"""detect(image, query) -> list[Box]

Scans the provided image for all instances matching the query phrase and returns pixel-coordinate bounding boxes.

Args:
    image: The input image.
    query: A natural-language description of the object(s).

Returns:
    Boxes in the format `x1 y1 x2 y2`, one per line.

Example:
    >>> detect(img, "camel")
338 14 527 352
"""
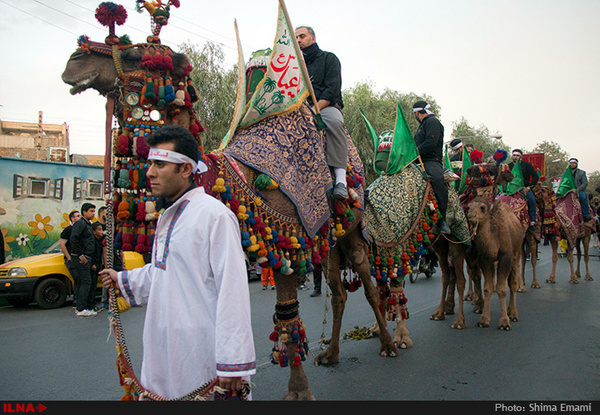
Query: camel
545 190 595 284
496 191 542 291
467 197 524 330
61 18 401 400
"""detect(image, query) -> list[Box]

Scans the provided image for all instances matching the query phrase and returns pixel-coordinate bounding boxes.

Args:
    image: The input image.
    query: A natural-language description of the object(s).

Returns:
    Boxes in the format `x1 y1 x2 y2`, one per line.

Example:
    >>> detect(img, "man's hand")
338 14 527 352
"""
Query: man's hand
100 269 118 288
218 376 242 391
79 255 88 265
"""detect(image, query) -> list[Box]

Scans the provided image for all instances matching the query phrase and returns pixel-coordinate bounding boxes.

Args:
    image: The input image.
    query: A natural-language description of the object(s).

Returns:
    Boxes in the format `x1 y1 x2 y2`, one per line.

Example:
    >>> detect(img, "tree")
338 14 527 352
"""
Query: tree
449 117 508 162
342 81 440 184
531 140 570 181
180 41 238 152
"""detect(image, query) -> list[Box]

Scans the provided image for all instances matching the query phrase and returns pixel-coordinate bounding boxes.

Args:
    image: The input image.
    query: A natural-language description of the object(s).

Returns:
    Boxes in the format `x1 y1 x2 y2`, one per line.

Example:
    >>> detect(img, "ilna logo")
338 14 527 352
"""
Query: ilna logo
2 403 47 413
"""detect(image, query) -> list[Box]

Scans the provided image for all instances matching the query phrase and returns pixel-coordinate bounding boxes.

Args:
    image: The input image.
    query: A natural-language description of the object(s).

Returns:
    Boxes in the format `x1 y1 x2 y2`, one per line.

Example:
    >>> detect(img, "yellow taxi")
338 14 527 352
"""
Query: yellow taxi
0 251 145 309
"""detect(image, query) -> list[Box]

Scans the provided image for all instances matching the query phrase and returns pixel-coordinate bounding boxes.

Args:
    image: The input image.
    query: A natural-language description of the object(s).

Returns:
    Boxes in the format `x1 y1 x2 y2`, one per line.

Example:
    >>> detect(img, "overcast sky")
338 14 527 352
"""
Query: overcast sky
1 0 599 173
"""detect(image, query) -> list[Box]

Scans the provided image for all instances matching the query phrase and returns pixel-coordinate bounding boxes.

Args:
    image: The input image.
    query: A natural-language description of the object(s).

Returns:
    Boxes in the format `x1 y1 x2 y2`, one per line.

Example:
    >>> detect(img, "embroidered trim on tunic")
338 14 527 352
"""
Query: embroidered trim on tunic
121 270 138 306
216 362 257 373
154 200 190 270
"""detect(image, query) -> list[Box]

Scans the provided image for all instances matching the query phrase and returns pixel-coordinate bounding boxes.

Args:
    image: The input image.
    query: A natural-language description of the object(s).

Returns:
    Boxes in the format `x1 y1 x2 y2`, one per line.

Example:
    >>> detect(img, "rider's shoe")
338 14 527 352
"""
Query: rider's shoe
332 183 348 200
433 220 451 235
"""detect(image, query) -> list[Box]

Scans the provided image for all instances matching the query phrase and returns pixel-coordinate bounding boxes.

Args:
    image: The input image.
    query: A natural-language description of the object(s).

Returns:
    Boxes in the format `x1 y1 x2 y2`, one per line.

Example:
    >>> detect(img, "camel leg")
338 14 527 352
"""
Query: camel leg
518 241 527 293
444 268 456 315
430 240 450 321
347 233 397 357
390 282 412 349
567 245 579 284
476 263 495 328
315 245 345 366
508 254 520 322
450 255 467 330
546 239 558 283
467 257 484 314
528 234 540 288
273 272 315 401
582 235 593 281
495 257 512 331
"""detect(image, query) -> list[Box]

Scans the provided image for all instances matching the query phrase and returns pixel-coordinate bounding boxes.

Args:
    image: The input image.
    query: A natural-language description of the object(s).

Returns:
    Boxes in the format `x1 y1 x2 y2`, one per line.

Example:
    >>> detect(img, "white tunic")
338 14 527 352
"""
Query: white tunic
117 186 256 399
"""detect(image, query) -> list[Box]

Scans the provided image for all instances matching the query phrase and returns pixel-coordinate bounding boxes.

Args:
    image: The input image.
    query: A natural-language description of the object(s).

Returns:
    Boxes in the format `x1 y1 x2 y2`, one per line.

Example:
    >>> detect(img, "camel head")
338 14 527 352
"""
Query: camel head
467 196 492 236
62 43 119 96
62 42 191 97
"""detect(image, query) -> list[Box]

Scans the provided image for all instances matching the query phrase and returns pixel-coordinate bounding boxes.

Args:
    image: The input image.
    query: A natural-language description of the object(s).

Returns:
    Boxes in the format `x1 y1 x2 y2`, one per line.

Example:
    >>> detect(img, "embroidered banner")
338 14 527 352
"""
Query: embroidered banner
237 3 309 129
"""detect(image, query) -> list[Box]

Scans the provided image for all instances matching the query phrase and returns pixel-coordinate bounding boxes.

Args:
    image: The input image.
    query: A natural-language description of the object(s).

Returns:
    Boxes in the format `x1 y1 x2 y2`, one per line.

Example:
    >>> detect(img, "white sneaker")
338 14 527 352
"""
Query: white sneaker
76 309 97 318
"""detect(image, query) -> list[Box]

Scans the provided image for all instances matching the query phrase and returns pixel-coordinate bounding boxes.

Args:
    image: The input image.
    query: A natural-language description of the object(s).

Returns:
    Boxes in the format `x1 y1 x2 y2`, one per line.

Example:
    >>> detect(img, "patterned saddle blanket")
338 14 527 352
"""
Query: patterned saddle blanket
223 105 364 237
365 164 470 247
555 190 585 246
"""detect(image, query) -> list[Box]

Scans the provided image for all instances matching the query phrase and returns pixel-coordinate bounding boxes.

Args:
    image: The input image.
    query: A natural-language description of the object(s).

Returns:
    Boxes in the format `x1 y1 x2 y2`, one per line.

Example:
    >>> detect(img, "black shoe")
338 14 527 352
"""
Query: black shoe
332 183 348 200
310 290 321 297
433 220 451 235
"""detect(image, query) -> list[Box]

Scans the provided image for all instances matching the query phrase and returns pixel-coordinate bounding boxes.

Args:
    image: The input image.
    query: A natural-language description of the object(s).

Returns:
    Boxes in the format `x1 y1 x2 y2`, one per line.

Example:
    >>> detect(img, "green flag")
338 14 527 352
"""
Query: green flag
360 103 419 175
556 166 577 198
504 160 524 195
458 147 472 193
444 144 452 171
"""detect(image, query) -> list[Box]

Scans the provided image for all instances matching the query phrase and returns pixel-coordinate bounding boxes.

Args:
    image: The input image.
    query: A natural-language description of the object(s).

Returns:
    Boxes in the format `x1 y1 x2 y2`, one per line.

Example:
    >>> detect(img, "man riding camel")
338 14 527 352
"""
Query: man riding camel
295 25 349 200
569 157 592 223
412 100 451 235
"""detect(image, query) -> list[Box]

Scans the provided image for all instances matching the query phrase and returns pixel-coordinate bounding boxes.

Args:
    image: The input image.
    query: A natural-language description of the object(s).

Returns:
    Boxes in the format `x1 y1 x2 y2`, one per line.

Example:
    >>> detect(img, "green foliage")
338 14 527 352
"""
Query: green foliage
450 117 508 161
531 140 570 181
180 41 239 152
342 81 439 185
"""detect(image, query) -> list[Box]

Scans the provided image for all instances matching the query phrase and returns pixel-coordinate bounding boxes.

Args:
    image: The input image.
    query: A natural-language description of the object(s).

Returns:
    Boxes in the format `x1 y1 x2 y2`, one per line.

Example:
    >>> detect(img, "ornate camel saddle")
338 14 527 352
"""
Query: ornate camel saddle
223 104 364 238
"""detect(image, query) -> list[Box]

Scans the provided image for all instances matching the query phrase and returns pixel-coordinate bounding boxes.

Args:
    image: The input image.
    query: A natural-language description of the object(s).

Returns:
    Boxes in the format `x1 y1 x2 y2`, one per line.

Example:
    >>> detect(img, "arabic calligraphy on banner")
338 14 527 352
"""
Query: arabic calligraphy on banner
238 4 309 129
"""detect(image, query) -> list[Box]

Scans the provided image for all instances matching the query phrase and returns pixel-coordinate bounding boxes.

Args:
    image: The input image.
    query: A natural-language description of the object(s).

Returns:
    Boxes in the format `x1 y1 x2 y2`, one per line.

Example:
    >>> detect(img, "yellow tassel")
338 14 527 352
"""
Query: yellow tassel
117 296 131 313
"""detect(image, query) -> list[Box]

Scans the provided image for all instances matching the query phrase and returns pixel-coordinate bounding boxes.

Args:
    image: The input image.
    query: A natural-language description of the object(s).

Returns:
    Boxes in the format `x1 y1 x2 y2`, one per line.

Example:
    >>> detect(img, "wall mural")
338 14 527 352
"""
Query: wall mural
0 157 104 262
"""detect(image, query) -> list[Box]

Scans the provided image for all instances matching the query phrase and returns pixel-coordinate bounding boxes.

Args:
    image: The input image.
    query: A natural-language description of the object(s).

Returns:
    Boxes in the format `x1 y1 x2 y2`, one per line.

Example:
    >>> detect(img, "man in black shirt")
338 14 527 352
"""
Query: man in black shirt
295 26 349 200
60 210 81 306
413 100 450 235
70 203 97 317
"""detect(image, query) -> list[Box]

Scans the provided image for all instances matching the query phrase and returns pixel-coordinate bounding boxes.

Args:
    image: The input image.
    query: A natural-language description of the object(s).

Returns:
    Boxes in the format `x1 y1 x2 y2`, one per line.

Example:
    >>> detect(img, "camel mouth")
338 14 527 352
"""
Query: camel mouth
65 71 99 95
468 219 478 237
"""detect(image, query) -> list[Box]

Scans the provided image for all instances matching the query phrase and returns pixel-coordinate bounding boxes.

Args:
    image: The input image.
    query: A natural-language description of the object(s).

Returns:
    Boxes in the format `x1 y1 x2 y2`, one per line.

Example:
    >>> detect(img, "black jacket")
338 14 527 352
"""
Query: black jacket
70 218 94 256
414 114 444 163
302 43 344 109
508 160 539 188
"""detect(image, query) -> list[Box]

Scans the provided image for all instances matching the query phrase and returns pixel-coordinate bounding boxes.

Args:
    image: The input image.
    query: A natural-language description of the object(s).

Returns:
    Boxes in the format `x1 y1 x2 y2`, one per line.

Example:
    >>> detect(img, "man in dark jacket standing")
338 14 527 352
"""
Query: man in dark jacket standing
413 100 450 235
295 26 349 200
70 202 97 317
508 149 539 228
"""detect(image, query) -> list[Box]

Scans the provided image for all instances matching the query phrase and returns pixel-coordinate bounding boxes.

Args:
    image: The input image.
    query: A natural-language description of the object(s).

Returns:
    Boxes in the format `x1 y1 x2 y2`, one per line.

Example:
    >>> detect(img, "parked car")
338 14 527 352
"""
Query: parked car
0 251 145 309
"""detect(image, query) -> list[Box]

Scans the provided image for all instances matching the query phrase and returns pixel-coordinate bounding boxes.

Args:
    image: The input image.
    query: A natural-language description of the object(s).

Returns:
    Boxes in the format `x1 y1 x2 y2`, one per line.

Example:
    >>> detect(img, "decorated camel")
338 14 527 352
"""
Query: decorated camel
546 188 595 284
467 196 523 330
62 0 399 401
358 109 473 336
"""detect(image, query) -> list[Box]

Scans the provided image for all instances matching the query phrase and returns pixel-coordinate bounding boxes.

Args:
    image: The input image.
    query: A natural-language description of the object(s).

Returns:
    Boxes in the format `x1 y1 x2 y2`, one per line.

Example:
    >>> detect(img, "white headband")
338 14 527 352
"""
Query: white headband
452 143 463 151
148 148 208 174
413 104 434 115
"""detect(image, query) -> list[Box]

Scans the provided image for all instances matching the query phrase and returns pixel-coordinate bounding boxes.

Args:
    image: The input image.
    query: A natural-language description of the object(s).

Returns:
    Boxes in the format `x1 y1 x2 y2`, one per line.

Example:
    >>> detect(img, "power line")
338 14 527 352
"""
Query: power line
0 0 79 37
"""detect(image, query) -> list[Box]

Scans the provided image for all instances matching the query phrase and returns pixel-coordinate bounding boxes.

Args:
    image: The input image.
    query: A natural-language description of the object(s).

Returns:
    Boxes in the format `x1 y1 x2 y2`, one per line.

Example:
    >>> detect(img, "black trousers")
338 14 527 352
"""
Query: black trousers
423 160 448 217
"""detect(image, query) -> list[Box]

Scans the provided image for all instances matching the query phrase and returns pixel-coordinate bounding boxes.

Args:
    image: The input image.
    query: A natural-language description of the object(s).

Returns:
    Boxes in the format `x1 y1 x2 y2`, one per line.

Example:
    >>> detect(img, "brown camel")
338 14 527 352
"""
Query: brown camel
467 197 523 330
545 191 595 284
62 34 401 399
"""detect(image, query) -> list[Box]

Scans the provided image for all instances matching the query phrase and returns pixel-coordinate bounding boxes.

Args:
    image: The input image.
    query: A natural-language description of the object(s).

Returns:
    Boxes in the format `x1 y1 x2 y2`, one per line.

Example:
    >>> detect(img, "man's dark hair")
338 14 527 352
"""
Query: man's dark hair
296 25 315 37
92 221 103 231
81 203 96 213
412 100 429 115
68 210 79 221
146 125 199 164
98 206 106 214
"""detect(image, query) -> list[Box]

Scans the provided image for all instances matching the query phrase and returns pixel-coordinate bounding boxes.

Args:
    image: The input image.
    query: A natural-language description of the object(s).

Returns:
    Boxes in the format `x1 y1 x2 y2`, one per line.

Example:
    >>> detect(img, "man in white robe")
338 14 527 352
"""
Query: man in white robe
102 125 255 399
